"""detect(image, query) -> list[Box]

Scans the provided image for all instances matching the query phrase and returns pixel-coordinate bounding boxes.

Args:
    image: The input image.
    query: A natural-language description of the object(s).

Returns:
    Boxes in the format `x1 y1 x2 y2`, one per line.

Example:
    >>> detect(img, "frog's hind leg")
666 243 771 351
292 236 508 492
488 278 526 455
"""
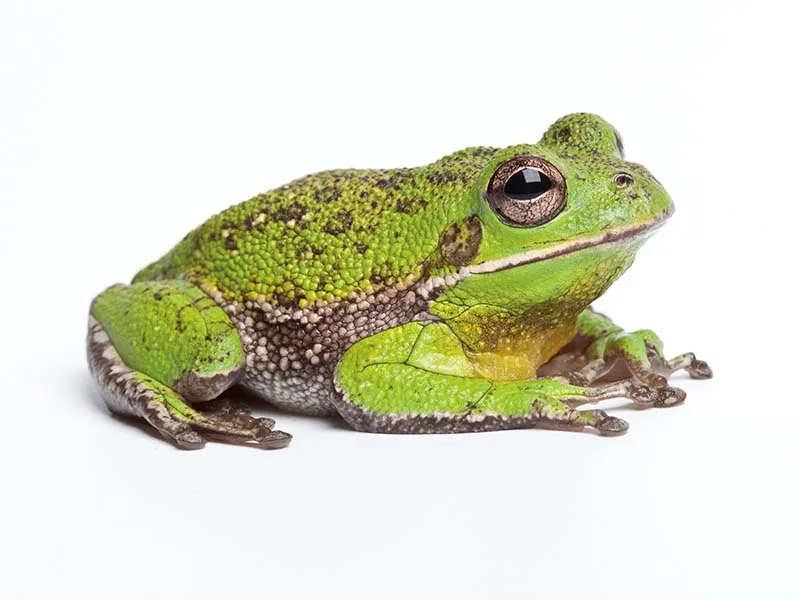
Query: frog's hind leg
87 281 291 449
334 322 632 436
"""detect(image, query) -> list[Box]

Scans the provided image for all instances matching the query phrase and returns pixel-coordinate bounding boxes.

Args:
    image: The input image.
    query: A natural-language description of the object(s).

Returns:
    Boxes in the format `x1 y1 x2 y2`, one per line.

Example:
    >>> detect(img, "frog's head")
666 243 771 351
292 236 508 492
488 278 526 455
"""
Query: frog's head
432 113 673 317
471 112 673 272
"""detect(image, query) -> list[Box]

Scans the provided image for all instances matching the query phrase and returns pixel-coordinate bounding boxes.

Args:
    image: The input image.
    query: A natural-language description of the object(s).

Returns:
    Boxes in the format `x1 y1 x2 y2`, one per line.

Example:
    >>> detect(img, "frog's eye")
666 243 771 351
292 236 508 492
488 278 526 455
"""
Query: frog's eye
486 156 566 227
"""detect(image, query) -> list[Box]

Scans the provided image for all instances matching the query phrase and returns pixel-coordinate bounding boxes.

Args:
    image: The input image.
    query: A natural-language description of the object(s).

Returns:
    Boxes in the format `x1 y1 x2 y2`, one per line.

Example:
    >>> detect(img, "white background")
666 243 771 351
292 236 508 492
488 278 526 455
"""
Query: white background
2 1 798 598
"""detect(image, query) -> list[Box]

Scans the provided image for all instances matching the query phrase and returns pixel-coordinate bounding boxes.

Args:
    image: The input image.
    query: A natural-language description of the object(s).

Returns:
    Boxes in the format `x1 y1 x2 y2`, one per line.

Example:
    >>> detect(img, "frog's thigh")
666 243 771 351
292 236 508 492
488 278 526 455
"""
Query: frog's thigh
333 322 628 435
87 281 290 449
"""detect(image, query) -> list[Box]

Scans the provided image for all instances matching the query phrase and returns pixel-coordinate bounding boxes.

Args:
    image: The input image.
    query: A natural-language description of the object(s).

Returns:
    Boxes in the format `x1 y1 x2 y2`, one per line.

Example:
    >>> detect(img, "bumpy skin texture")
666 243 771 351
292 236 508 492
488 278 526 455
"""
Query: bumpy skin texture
91 280 244 401
87 113 711 449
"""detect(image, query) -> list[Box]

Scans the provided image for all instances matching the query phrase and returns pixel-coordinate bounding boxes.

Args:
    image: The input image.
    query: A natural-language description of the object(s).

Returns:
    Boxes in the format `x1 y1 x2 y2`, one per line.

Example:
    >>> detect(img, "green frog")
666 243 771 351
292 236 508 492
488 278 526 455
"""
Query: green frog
87 113 712 449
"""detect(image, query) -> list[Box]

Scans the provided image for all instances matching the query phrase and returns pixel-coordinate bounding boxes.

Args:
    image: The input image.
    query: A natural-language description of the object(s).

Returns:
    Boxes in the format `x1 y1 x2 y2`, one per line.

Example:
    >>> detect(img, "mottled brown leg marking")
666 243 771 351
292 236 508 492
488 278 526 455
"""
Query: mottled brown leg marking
87 316 292 450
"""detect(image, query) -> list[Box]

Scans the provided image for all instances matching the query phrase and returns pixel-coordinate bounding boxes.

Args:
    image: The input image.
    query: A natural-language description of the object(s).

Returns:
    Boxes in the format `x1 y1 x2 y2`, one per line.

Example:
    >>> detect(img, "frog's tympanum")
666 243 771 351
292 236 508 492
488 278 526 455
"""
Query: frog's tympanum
87 114 712 449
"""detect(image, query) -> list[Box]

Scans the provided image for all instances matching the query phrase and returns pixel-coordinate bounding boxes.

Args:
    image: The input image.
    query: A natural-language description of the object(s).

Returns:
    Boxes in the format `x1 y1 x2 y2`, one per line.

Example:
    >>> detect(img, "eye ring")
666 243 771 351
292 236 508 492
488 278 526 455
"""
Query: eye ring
486 156 567 227
613 172 634 187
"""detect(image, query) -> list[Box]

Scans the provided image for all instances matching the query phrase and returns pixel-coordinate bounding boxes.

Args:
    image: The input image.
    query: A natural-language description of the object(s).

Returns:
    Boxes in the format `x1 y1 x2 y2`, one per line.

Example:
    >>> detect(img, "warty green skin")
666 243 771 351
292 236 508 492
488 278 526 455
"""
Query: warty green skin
87 113 712 449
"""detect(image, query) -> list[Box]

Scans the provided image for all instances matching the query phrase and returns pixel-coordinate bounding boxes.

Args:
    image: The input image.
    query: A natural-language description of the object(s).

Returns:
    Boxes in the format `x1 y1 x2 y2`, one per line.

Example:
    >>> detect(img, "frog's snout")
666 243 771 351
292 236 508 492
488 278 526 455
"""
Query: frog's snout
649 179 675 222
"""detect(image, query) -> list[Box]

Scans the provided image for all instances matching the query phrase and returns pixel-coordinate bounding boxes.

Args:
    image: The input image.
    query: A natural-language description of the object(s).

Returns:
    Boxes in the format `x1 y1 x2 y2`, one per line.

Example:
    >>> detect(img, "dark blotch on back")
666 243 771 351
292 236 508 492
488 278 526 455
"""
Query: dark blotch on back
324 210 354 235
270 202 308 224
427 172 462 185
314 186 342 203
395 196 429 215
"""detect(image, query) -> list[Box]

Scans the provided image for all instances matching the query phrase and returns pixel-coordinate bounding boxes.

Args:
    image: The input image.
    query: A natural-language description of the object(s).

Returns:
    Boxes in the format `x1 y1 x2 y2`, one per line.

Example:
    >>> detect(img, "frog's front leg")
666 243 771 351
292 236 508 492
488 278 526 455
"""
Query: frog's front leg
333 322 653 435
87 280 291 449
561 309 713 406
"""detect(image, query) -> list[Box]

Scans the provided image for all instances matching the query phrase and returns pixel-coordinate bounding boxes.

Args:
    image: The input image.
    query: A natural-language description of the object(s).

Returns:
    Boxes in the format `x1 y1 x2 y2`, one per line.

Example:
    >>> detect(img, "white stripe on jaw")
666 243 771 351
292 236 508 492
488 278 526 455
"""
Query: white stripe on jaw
465 215 669 276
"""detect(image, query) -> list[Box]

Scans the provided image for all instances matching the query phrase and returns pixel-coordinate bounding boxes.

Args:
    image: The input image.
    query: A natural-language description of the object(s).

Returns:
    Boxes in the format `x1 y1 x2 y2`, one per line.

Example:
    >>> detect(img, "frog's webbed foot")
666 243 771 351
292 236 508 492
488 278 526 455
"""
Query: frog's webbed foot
117 379 291 450
112 376 291 450
562 355 685 408
551 313 713 409
182 397 292 449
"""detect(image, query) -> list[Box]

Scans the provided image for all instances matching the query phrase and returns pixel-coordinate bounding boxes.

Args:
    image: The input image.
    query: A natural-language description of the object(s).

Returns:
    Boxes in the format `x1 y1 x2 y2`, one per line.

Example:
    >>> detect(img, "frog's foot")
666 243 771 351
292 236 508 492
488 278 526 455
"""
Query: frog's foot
665 352 714 380
88 318 292 450
531 399 629 436
574 329 712 408
135 387 289 450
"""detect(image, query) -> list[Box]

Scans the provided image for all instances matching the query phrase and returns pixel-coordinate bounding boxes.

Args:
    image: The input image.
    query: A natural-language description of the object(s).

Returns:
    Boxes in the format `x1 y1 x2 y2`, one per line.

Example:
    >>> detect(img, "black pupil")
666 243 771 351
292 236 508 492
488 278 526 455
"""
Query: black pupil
504 168 551 200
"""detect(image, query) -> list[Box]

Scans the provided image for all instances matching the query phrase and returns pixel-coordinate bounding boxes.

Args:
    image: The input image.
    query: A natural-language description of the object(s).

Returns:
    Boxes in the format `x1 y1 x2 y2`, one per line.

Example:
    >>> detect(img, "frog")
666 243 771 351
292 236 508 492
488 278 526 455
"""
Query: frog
86 113 712 449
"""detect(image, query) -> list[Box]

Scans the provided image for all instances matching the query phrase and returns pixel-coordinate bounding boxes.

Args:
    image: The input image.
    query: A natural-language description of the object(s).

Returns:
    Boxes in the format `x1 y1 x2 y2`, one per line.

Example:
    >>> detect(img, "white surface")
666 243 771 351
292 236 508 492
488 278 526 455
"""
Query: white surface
2 1 798 598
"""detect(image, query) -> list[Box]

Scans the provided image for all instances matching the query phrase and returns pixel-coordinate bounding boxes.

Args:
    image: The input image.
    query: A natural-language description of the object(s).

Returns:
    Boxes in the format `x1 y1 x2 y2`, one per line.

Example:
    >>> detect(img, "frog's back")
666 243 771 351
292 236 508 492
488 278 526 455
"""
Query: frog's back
134 152 496 306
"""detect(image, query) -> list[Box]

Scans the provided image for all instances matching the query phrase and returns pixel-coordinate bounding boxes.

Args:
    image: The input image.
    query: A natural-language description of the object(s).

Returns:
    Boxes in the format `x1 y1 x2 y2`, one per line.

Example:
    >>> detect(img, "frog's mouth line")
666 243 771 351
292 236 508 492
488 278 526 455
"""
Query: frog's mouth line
467 211 671 276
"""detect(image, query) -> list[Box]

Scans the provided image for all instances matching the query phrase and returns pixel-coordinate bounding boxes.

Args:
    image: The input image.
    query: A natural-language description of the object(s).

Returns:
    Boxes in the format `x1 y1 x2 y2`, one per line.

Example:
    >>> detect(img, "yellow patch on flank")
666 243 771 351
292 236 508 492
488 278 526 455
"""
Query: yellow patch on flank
465 321 577 381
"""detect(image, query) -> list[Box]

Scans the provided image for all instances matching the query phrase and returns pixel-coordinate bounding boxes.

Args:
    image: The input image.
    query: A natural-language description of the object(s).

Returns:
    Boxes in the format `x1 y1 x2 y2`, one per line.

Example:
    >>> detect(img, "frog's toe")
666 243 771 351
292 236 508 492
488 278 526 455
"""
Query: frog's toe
174 429 207 450
627 361 669 389
654 386 687 408
667 352 713 379
233 410 276 432
255 430 293 449
578 409 629 436
628 381 660 406
595 414 629 436
687 358 713 379
202 398 278 434
582 378 684 411
188 408 292 449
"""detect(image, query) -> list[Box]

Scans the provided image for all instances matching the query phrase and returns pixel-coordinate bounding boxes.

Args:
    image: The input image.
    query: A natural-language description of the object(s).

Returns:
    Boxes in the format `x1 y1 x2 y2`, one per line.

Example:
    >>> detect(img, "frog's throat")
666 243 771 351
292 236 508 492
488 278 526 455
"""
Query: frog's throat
466 212 670 276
